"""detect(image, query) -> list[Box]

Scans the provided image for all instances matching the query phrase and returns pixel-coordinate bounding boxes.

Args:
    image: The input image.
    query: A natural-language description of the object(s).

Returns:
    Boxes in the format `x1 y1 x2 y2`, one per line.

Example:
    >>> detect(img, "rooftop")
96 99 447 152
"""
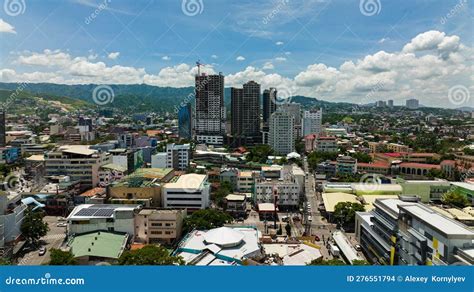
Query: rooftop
68 204 140 219
321 192 359 213
69 231 128 259
165 173 207 189
100 163 127 172
58 145 97 156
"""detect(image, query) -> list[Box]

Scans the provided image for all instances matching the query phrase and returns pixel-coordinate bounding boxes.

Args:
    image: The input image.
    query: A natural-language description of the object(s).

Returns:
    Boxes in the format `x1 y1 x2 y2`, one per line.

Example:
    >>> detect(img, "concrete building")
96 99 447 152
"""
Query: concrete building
178 103 192 140
336 156 357 175
0 111 5 147
162 174 210 211
151 152 167 168
135 209 186 244
108 168 175 207
195 73 226 145
254 175 300 211
224 194 247 218
302 109 322 136
262 88 277 129
166 143 191 170
67 204 141 237
355 197 474 265
279 103 302 138
315 136 337 153
45 145 112 190
406 98 419 109
231 81 261 146
68 231 128 265
98 163 127 187
237 171 256 193
268 110 295 155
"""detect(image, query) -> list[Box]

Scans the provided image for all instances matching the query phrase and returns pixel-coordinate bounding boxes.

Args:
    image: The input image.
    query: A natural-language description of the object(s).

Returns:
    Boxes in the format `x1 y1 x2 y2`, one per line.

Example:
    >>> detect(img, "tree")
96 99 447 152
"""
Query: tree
21 210 49 247
246 144 274 163
49 249 76 265
308 258 345 265
333 202 365 230
118 245 184 265
0 258 10 265
212 181 233 207
183 209 233 233
285 223 292 236
442 190 469 208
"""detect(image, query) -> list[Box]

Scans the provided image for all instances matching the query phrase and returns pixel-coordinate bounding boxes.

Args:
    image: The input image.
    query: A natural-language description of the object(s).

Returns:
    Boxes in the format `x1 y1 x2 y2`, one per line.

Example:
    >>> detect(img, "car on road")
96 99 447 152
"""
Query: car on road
314 235 320 241
56 222 67 227
308 216 313 222
39 247 46 256
355 244 362 251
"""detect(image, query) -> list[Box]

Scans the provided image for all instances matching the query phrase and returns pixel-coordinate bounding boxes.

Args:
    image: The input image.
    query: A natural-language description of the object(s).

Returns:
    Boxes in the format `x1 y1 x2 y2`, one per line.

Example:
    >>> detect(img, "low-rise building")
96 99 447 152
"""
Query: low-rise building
135 209 186 244
162 174 210 211
224 194 247 218
336 156 357 175
254 176 300 211
98 163 127 187
315 136 337 153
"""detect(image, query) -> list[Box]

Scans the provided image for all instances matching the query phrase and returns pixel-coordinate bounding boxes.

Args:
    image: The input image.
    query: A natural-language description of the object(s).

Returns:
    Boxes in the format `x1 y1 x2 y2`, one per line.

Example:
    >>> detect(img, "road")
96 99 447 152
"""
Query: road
301 157 337 260
18 216 67 266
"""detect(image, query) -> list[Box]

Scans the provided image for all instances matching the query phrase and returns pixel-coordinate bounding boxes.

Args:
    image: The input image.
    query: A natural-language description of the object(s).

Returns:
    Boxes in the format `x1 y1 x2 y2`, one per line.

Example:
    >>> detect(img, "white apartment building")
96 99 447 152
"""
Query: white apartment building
166 143 191 170
67 204 140 237
0 193 27 254
135 209 186 244
151 152 167 168
45 145 112 189
162 174 210 210
315 136 338 152
268 110 295 155
254 176 300 211
302 109 322 136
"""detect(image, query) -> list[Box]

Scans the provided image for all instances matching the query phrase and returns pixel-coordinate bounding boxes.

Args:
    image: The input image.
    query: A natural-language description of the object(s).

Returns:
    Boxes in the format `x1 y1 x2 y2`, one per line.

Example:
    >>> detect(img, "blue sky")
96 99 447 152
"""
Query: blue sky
0 0 472 107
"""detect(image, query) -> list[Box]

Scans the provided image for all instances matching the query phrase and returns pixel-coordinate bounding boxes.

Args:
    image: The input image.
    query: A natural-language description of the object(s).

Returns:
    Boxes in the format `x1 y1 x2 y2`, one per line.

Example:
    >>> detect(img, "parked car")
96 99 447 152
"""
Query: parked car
314 235 320 242
56 222 67 227
355 244 362 251
39 247 46 256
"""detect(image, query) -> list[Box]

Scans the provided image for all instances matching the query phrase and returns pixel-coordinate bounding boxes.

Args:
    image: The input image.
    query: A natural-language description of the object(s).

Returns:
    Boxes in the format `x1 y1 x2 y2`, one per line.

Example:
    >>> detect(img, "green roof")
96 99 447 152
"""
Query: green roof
69 232 128 259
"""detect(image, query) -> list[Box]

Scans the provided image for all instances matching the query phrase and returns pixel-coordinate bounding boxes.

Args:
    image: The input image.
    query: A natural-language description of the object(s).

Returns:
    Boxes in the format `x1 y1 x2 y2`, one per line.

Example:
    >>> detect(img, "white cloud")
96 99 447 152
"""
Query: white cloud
262 62 274 70
162 56 171 61
0 19 16 34
378 37 390 44
275 57 287 62
211 54 218 59
107 52 120 60
236 56 246 61
275 41 284 46
2 31 472 108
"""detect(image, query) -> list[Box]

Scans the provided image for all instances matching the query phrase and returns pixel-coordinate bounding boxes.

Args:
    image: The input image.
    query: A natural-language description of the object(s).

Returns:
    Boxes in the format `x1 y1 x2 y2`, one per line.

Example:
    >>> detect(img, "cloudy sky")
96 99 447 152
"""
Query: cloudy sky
0 0 472 107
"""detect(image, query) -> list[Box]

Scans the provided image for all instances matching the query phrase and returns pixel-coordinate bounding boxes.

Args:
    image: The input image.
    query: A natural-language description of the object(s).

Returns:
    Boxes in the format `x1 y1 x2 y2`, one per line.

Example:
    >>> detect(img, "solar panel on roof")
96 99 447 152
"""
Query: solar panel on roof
75 208 97 216
93 208 114 217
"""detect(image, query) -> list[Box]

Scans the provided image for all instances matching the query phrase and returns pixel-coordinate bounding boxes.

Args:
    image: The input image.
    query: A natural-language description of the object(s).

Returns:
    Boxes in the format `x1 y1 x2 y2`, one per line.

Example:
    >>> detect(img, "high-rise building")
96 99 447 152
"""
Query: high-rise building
278 103 302 138
262 88 277 128
178 103 192 140
166 143 191 170
268 110 295 155
387 100 394 107
195 73 225 145
0 111 6 147
406 98 419 109
302 109 322 136
231 81 261 146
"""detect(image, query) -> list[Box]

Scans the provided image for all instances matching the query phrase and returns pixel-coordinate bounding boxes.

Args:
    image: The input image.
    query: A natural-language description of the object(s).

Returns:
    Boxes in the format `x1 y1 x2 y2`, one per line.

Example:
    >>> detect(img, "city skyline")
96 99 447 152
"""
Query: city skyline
0 0 472 108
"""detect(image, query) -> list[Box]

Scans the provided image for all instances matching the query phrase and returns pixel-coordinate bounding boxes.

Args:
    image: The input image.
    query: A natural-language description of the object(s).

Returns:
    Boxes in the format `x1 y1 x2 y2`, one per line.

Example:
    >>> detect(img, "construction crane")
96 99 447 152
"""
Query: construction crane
196 60 204 76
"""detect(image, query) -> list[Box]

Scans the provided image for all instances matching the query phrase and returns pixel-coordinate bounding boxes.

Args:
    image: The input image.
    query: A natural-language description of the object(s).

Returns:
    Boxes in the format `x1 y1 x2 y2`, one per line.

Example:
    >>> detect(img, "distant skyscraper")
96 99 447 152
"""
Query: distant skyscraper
0 110 5 147
278 103 302 138
268 110 295 155
231 81 261 146
388 100 394 107
406 98 419 110
376 100 387 107
303 109 322 136
178 103 192 140
195 73 225 145
262 88 277 128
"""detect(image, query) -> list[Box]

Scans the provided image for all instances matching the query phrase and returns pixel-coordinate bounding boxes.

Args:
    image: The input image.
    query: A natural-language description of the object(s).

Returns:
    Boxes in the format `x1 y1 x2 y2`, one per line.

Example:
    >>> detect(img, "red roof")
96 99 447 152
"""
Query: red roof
399 162 441 169
79 187 105 197
357 162 390 168
383 153 402 157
